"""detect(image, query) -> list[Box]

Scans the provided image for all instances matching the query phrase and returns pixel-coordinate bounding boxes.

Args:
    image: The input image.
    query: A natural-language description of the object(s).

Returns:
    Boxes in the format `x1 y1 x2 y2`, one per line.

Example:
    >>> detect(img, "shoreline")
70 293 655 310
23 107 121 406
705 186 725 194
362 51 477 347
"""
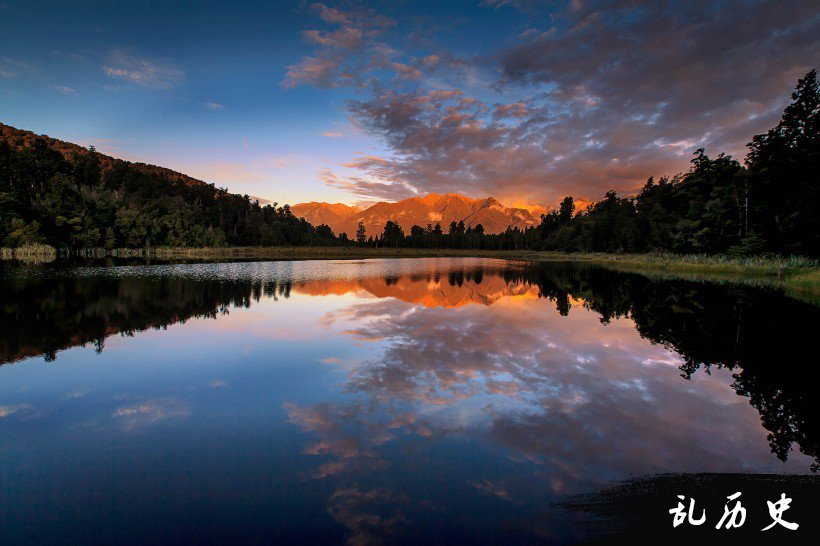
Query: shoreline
3 244 817 302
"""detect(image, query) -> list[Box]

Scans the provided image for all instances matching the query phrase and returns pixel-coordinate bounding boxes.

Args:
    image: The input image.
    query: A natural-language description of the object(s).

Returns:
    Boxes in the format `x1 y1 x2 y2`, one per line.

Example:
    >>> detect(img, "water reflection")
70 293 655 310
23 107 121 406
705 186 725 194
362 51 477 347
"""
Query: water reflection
0 258 816 544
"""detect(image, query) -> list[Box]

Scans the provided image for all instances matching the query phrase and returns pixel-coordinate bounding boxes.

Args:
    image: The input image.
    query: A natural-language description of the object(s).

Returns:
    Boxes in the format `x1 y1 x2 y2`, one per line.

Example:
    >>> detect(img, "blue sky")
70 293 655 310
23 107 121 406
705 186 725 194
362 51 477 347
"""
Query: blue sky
1 1 817 207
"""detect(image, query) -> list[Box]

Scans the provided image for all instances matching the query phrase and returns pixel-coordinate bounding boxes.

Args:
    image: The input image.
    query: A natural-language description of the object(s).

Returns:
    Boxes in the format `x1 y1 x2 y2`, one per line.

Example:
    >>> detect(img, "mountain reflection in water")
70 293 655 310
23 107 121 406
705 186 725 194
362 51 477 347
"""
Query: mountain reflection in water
0 258 816 544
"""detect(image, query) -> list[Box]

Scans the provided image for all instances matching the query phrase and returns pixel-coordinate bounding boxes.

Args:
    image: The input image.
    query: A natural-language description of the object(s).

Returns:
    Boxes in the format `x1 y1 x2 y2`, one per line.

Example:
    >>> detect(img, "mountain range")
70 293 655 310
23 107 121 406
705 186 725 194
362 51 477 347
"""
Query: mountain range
291 194 545 237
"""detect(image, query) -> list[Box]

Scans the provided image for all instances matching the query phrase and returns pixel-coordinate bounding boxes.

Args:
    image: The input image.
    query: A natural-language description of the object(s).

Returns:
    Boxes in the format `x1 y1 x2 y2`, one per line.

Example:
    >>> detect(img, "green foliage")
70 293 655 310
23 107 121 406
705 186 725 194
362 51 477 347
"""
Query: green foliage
0 137 344 249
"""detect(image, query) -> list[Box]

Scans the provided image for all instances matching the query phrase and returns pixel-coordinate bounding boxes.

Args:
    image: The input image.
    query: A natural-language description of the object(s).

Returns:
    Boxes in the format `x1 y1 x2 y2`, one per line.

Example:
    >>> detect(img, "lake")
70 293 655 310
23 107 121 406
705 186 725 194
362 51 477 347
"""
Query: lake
1 258 817 544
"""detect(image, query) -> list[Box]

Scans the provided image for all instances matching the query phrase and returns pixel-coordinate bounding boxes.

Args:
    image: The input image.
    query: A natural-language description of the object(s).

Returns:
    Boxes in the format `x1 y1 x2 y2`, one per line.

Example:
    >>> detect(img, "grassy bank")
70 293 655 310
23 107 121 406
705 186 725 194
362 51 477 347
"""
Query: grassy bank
3 245 817 302
568 252 819 304
781 270 820 304
576 252 816 276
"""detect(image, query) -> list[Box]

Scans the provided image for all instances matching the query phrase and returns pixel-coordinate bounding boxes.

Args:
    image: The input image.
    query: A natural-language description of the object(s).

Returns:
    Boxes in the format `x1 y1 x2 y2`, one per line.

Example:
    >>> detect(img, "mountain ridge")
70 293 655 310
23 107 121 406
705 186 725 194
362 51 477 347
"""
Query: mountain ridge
292 193 544 236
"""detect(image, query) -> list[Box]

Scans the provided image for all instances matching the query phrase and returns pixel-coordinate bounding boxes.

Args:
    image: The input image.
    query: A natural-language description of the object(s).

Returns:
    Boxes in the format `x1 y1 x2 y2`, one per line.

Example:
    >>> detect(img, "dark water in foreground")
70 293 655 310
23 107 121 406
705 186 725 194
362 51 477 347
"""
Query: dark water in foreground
0 258 817 544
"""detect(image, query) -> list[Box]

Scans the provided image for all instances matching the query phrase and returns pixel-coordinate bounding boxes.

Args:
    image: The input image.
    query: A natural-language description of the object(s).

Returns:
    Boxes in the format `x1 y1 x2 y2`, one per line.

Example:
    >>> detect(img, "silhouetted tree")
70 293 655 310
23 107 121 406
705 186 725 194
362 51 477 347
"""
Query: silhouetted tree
746 69 819 256
381 220 404 247
356 221 367 245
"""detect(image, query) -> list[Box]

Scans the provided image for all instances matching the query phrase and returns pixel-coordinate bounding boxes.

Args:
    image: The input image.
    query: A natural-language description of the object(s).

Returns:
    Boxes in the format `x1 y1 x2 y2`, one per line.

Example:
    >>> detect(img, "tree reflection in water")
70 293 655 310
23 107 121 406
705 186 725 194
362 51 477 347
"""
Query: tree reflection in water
2 260 815 470
1 259 816 542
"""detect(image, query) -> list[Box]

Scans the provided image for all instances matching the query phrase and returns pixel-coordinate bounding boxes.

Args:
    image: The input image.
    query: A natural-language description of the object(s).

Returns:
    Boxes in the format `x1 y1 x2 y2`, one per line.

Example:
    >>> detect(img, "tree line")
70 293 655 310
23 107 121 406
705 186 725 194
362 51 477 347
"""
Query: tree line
1 70 816 256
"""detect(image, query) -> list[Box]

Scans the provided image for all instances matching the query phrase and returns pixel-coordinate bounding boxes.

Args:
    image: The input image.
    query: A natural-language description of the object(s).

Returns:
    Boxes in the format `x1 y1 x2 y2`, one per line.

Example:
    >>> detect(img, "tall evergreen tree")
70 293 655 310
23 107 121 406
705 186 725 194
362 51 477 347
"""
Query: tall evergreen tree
746 69 819 256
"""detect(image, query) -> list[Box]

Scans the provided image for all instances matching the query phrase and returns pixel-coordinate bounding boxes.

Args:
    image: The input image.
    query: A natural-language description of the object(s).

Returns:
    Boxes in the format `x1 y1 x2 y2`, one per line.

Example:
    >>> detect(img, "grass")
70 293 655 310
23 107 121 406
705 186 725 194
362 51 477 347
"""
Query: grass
531 252 819 303
782 269 820 305
576 252 817 276
3 245 817 303
553 251 815 278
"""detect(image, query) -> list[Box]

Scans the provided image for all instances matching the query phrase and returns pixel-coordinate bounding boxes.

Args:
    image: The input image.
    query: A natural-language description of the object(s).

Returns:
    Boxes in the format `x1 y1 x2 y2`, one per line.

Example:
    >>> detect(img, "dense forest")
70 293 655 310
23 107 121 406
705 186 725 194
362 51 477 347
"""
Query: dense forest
0 126 344 249
1 70 817 256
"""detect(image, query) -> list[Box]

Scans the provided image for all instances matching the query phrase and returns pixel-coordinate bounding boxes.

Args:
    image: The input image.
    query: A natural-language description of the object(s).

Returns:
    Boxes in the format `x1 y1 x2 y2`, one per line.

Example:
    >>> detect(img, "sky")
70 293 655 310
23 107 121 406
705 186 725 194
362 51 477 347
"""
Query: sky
0 0 817 208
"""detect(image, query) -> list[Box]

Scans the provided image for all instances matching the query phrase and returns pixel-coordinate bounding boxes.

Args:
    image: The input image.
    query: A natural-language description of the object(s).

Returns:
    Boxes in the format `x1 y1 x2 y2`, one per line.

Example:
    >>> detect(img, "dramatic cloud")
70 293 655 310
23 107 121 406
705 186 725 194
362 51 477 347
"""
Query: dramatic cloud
286 0 820 206
319 166 419 201
493 0 820 197
343 89 582 204
102 49 185 89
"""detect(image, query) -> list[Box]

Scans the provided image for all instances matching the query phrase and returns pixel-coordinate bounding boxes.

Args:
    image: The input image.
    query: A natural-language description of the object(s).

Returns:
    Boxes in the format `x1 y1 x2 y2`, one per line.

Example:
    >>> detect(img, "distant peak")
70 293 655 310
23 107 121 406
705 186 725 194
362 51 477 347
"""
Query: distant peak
418 193 442 207
441 193 473 200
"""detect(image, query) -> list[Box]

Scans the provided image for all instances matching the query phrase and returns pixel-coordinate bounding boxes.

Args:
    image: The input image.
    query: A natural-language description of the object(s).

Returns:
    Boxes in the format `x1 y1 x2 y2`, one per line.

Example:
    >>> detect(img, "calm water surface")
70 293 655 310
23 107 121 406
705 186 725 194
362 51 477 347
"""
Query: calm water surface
1 258 817 544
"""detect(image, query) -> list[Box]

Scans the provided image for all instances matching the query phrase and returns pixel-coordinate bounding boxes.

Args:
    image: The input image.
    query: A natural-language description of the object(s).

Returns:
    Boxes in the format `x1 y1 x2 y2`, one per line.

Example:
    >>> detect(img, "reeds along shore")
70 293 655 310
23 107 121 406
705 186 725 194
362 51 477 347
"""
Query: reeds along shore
1 243 816 278
2 243 817 267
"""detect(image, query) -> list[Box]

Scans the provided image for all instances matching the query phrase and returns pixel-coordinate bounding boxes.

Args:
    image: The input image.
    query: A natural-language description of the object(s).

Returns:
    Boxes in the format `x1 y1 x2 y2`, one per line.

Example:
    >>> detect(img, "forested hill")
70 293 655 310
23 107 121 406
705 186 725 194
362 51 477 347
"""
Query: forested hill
0 123 343 249
0 122 210 189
